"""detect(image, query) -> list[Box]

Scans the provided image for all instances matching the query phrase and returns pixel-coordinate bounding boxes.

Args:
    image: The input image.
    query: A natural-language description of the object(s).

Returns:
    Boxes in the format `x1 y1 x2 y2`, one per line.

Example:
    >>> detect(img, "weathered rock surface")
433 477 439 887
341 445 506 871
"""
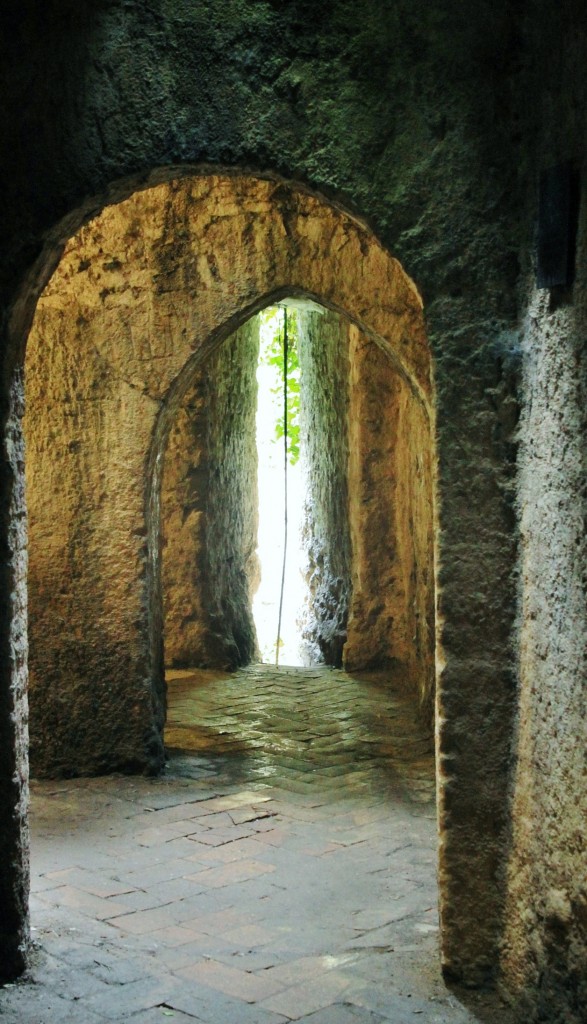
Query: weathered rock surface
298 309 352 667
500 285 587 1018
0 376 29 981
162 318 259 669
346 326 436 720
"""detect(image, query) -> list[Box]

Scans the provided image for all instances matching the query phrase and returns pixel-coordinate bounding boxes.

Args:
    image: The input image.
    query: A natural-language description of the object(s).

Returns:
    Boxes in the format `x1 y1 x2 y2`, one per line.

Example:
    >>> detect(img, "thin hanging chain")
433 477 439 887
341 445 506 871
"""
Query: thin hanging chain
275 306 288 667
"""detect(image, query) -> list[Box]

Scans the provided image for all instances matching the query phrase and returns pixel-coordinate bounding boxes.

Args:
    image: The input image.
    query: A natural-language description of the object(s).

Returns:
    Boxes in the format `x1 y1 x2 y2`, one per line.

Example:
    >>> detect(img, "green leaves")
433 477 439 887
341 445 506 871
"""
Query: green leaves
259 306 301 466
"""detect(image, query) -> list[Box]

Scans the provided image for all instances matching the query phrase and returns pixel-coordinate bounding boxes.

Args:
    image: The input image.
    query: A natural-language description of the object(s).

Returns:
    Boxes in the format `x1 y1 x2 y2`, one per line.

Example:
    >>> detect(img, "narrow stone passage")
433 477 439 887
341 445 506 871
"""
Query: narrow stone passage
1 669 510 1023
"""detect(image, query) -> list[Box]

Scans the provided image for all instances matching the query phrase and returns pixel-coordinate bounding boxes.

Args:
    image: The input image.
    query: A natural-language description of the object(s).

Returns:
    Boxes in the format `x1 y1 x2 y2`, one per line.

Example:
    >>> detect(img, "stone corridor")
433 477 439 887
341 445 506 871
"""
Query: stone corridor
0 668 511 1023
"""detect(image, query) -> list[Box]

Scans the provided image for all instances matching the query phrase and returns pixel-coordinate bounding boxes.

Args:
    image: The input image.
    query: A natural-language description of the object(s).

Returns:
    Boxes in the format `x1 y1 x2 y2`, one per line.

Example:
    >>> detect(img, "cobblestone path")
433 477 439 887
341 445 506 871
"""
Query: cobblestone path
0 666 511 1023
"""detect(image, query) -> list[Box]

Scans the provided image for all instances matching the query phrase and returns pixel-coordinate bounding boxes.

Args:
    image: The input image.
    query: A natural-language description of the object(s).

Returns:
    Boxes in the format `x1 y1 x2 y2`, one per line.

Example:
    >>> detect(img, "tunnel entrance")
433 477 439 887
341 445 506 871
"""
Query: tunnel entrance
22 170 436 781
158 288 435 702
159 302 310 673
15 168 446 1011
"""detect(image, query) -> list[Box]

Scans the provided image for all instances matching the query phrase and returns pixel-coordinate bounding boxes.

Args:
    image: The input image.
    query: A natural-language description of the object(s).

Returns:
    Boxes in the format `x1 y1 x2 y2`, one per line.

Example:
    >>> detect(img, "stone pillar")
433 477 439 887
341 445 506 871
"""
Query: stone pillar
0 370 29 979
162 319 260 669
25 305 165 776
500 284 587 1017
345 326 435 717
434 339 518 986
298 308 352 666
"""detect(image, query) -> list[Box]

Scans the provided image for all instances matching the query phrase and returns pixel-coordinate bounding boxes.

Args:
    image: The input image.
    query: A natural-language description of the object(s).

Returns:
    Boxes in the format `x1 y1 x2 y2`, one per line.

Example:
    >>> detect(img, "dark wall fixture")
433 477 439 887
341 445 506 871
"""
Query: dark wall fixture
537 162 581 289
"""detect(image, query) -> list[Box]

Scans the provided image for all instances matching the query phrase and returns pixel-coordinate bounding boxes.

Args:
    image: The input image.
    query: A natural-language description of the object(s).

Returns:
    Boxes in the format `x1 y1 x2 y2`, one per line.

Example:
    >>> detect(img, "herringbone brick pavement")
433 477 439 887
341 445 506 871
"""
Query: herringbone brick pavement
165 665 434 803
0 666 512 1024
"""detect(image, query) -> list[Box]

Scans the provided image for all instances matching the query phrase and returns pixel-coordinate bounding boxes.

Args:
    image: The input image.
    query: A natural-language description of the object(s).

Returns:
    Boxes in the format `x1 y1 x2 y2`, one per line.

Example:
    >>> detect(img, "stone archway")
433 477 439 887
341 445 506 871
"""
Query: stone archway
14 168 456 982
23 171 435 780
157 299 435 691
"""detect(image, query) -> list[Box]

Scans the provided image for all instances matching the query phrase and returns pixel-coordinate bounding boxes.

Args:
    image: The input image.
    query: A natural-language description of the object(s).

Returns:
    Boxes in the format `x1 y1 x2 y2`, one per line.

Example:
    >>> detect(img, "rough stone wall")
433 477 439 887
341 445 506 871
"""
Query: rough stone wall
498 5 587 1019
298 309 352 666
434 328 519 988
0 374 29 981
25 301 164 777
502 284 587 1024
345 328 436 719
161 319 259 669
161 370 208 666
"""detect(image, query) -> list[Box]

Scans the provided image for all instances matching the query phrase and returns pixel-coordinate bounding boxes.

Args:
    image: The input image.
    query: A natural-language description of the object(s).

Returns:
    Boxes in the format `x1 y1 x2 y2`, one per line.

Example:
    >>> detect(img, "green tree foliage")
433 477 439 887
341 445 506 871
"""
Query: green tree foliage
260 306 301 466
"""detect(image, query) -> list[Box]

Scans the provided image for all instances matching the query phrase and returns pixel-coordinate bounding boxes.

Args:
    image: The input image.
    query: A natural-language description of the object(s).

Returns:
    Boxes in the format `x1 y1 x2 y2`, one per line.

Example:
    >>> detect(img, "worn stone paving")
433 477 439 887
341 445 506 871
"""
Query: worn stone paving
0 666 511 1023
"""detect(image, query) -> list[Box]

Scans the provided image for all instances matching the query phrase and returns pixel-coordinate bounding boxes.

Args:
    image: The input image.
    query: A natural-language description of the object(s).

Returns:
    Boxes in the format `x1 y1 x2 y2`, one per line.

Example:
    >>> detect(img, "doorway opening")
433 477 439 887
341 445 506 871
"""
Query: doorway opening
253 304 305 667
13 170 458 1016
21 171 436 779
160 288 434 695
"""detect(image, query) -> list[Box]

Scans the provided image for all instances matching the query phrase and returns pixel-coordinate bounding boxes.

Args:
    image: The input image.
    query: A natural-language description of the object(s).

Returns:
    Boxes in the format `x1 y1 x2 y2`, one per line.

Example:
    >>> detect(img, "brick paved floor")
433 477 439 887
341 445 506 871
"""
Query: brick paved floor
0 666 512 1023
